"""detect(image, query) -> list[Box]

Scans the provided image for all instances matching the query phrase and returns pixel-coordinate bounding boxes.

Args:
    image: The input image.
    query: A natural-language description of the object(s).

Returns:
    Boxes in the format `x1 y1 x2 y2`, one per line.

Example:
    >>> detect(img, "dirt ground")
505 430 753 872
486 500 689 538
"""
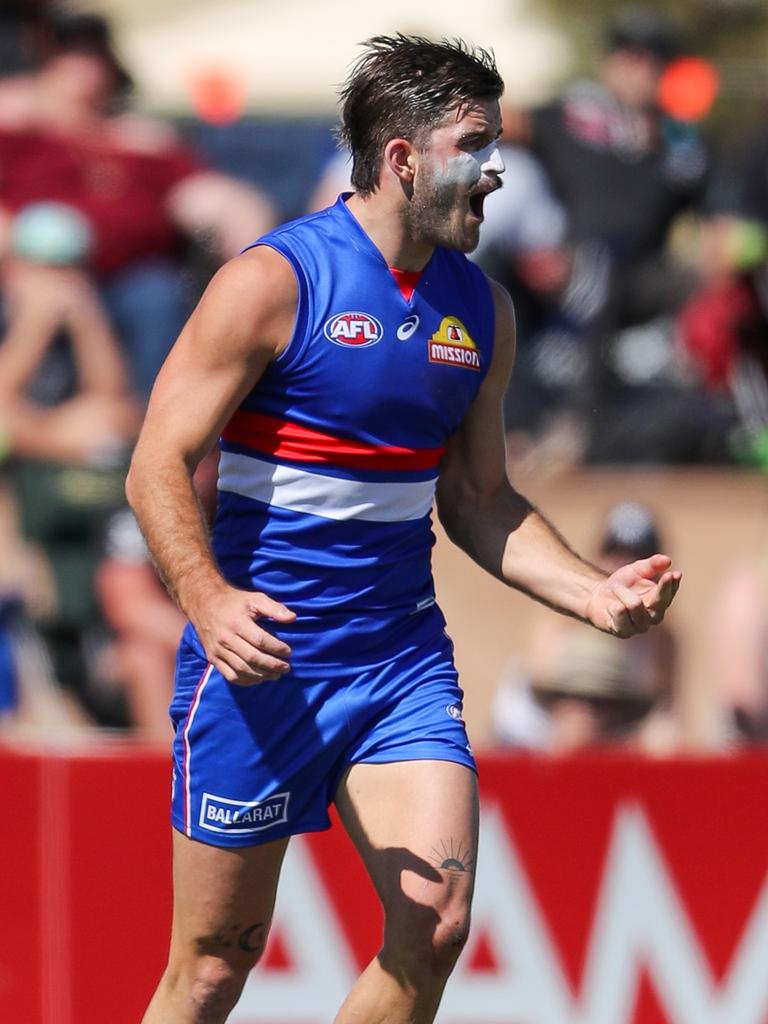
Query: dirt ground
432 467 768 750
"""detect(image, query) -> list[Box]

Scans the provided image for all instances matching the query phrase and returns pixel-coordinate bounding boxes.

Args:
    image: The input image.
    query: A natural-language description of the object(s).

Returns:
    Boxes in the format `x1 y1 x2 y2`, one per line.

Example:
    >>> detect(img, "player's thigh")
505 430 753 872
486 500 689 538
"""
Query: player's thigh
335 760 478 932
168 827 289 967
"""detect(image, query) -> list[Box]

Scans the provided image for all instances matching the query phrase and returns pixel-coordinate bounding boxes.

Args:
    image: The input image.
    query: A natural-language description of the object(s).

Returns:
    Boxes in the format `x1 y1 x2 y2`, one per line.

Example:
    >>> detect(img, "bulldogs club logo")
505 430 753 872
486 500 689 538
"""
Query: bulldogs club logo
324 311 383 348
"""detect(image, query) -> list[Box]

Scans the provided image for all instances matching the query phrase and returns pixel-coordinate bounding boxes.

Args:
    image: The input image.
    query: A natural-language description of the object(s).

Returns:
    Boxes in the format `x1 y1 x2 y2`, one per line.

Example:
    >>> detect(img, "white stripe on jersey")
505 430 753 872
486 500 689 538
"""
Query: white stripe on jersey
218 451 436 523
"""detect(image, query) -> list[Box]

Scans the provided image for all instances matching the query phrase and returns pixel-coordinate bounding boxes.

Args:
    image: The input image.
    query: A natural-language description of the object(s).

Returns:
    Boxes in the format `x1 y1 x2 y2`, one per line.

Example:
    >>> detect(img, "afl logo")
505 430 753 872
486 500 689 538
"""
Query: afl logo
324 311 383 348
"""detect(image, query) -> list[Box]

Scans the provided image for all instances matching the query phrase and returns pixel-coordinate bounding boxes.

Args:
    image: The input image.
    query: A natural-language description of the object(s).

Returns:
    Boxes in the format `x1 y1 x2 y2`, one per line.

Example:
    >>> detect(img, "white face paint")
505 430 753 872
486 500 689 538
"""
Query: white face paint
432 140 505 189
475 139 506 176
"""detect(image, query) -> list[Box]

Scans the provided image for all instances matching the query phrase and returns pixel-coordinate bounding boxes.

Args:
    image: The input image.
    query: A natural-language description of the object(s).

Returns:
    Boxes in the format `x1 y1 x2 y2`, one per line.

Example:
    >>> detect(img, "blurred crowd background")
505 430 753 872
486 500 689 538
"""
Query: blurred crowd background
0 0 766 755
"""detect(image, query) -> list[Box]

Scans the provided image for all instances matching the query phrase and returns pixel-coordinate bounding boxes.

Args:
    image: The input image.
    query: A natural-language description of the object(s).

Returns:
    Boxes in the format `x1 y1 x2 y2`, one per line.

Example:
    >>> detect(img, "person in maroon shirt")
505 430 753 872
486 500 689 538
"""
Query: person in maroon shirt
0 14 276 399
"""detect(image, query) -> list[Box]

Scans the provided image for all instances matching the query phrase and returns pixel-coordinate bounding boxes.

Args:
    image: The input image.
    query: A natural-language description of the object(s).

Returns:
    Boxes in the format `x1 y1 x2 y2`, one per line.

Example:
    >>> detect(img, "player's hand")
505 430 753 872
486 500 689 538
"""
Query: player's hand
192 585 296 685
584 554 682 638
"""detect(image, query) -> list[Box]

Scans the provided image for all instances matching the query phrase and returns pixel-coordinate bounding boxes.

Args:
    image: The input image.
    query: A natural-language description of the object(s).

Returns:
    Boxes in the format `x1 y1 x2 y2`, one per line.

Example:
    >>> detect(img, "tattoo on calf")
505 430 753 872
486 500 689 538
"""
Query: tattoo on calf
429 838 474 875
238 922 267 954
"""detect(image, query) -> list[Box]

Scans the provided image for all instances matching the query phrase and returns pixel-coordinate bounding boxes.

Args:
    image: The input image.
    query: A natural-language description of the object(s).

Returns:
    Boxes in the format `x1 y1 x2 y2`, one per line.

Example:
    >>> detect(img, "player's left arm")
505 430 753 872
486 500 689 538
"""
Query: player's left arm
435 279 681 637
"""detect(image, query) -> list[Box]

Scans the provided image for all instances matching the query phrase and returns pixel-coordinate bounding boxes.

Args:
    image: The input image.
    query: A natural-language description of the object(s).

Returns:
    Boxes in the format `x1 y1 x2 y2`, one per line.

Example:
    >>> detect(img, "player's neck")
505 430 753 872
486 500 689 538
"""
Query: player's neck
345 192 434 273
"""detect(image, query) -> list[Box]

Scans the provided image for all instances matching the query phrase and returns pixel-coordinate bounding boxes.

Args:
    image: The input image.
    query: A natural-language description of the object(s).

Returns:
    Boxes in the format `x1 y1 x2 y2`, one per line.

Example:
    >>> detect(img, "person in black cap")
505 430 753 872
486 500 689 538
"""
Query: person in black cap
607 5 683 69
497 6 713 464
529 5 691 258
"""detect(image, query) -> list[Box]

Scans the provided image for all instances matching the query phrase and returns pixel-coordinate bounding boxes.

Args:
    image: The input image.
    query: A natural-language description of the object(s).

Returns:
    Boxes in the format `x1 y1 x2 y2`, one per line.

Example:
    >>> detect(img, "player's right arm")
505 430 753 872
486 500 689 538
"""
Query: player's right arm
125 245 298 684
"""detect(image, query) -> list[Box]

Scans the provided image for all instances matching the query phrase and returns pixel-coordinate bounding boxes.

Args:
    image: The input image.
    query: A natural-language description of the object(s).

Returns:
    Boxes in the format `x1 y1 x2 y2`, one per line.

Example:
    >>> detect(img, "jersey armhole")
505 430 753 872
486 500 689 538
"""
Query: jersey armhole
468 260 497 382
251 240 313 370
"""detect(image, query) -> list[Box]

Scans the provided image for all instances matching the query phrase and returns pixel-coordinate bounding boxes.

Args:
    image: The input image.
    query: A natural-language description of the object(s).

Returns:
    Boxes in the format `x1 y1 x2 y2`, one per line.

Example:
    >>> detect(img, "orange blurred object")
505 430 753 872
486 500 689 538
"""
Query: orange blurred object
658 56 720 121
187 67 247 124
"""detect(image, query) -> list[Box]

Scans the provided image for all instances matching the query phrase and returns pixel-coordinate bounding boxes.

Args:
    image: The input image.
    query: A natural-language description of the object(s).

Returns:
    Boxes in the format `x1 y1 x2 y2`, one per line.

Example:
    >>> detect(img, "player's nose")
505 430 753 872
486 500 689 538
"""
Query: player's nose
481 144 505 176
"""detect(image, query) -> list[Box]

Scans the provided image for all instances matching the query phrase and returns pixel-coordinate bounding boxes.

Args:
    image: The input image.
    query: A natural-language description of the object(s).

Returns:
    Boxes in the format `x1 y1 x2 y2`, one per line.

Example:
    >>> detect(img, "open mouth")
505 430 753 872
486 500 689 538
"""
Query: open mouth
469 192 486 220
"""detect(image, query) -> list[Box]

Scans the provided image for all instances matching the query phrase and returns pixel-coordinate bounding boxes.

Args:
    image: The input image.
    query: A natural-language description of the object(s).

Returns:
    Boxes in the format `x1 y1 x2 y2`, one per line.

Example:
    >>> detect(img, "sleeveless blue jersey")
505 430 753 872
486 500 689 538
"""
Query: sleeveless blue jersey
207 195 495 668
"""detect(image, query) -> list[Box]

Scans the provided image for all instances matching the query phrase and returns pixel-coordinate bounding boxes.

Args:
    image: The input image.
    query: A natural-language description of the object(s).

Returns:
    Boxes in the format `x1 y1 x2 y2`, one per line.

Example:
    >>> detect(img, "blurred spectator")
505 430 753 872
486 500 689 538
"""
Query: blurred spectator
530 8 698 271
0 263 212 733
0 471 88 735
491 7 724 464
678 118 768 468
471 128 573 456
0 257 154 726
306 148 352 213
491 501 680 755
0 12 277 399
0 261 139 464
93 508 185 742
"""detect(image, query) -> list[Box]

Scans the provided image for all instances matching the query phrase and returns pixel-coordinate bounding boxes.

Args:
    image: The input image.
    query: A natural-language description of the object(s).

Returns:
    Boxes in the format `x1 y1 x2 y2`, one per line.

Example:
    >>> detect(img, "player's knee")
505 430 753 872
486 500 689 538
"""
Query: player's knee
182 956 251 1020
430 911 471 971
384 903 471 980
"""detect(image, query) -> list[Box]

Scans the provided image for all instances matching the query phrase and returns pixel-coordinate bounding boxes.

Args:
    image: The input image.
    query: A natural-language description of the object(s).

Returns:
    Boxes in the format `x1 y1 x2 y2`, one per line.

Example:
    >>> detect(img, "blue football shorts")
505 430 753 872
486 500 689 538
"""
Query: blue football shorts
169 622 476 847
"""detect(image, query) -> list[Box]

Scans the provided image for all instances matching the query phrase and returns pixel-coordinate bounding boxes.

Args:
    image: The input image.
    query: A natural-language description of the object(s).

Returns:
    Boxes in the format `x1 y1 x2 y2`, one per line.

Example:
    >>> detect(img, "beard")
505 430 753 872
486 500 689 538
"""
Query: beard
404 166 481 253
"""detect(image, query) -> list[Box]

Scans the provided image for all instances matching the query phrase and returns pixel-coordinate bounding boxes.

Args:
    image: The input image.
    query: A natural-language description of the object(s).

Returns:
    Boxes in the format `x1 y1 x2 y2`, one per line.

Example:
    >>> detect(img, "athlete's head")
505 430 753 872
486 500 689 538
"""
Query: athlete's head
338 35 505 252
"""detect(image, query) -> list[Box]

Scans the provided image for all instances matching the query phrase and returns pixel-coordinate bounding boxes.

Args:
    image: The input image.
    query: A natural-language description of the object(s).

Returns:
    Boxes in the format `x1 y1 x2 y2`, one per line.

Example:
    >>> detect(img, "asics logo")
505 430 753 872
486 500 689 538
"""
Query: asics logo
396 315 420 341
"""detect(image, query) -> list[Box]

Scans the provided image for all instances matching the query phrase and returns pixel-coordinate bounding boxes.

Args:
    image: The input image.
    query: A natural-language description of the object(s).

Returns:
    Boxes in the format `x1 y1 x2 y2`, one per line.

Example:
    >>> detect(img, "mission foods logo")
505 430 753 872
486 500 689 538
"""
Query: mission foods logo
428 316 480 370
200 792 290 834
324 311 383 348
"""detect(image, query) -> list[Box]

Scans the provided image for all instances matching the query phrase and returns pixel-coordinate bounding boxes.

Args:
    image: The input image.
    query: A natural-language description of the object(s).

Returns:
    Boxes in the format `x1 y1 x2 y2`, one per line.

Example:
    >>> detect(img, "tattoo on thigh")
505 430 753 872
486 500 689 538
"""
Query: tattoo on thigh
429 838 474 875
195 921 267 957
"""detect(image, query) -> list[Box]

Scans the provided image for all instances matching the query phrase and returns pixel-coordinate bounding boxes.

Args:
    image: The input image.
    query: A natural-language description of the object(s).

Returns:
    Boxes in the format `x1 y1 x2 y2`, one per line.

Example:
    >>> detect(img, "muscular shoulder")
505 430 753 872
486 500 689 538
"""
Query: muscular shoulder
193 246 298 361
144 246 298 434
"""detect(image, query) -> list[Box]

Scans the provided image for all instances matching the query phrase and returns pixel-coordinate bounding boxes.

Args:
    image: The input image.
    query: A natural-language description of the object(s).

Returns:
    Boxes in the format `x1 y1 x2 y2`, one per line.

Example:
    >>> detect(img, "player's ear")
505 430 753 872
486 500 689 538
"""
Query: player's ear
383 138 416 184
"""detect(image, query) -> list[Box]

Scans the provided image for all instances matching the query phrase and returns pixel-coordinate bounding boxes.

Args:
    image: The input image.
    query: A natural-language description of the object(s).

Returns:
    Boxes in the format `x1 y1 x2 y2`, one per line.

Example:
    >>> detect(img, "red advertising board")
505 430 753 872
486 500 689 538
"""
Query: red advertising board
2 747 768 1024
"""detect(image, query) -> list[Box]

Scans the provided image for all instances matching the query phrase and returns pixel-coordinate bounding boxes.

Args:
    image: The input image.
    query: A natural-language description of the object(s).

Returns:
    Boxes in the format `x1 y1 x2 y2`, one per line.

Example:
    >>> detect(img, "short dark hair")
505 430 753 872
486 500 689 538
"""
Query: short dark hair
50 13 133 94
338 34 504 196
